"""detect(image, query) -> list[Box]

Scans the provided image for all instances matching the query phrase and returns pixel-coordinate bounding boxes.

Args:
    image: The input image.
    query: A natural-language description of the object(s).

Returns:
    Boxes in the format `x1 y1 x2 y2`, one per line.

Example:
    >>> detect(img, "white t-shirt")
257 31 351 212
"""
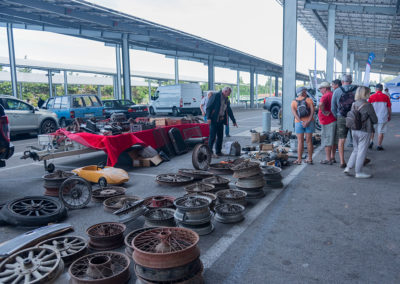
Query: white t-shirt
200 96 209 111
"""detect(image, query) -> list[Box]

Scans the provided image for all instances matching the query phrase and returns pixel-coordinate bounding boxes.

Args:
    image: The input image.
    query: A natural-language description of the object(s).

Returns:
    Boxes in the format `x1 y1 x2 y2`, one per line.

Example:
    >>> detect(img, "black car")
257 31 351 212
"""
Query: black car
0 104 14 167
102 99 149 119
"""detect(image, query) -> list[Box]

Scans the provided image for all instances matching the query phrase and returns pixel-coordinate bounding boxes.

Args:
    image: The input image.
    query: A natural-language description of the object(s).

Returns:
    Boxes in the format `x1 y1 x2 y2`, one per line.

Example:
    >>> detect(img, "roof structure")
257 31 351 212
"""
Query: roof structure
277 0 400 76
0 0 309 81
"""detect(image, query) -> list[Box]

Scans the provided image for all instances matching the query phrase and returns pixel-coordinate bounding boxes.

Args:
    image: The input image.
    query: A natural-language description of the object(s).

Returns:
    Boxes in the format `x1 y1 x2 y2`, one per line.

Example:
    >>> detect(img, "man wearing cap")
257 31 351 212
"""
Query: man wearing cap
331 74 357 168
368 83 391 150
318 82 337 164
291 86 315 164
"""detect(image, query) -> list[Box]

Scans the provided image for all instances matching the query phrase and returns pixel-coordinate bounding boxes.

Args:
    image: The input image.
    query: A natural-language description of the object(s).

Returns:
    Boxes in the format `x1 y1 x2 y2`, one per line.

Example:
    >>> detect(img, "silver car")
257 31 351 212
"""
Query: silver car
0 95 59 135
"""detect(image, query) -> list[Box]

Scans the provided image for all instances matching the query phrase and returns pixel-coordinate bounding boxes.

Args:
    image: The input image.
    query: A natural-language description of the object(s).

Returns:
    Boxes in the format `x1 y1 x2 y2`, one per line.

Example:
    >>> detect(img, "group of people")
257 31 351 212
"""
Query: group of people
292 74 391 179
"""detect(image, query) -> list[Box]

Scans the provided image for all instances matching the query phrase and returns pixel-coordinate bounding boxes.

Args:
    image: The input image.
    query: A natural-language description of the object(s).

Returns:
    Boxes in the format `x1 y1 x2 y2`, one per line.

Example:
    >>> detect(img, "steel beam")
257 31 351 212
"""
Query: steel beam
122 34 131 100
326 6 335 82
115 44 122 99
282 0 297 131
208 55 215 90
237 70 240 104
250 68 255 108
174 57 179 84
6 23 17 97
47 70 53 97
63 71 68 96
341 36 348 75
304 2 397 16
350 53 354 78
335 34 400 45
275 76 279 97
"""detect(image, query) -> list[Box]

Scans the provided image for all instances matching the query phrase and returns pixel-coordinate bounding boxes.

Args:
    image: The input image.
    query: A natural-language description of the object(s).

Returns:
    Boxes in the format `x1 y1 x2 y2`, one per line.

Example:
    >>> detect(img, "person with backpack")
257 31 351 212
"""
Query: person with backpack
344 86 377 178
331 74 358 168
291 86 315 165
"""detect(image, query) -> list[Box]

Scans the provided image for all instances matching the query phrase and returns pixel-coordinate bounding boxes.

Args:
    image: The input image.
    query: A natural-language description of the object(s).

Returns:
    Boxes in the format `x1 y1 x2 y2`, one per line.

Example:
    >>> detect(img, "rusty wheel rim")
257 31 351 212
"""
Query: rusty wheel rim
87 222 126 251
202 176 230 186
37 236 87 265
178 169 213 180
69 251 130 283
59 177 92 209
156 174 194 186
143 196 176 209
216 189 247 206
144 208 176 227
132 227 200 269
192 144 211 170
124 227 157 258
91 186 126 202
209 163 234 174
174 196 210 211
184 182 215 194
103 196 141 212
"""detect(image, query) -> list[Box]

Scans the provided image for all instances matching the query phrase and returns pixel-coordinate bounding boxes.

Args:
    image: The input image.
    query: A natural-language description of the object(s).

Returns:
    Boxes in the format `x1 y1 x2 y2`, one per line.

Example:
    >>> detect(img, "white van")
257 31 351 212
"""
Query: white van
149 84 202 116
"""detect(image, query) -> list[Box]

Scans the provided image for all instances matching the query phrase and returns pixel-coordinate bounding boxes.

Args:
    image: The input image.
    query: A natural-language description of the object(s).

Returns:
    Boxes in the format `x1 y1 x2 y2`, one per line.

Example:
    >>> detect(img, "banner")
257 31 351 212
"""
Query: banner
386 79 400 113
363 52 375 86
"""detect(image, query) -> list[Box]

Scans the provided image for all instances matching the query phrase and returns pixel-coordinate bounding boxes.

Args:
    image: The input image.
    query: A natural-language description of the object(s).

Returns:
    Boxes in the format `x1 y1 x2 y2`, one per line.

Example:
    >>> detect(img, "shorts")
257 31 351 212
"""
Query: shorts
336 116 349 139
295 121 315 134
374 122 388 134
321 121 338 146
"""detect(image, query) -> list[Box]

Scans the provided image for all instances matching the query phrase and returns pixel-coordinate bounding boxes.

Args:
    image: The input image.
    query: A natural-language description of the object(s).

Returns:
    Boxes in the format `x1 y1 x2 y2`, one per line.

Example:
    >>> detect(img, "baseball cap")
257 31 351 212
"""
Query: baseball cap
318 81 330 89
296 86 306 95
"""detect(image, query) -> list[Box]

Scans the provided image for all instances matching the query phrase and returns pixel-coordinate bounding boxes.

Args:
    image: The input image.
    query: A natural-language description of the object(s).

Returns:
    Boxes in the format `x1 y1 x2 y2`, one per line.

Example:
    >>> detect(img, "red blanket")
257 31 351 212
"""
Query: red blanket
57 123 209 166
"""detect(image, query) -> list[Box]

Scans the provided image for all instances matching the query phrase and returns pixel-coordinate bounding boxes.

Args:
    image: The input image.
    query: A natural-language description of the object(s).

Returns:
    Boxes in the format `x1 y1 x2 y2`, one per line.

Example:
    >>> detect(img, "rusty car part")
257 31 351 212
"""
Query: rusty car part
231 161 261 178
202 176 230 190
178 169 213 180
86 222 126 251
155 174 194 186
134 257 203 282
236 174 265 189
143 196 176 209
59 176 92 209
0 247 64 284
192 144 211 170
135 266 203 284
132 227 200 269
235 186 265 199
214 203 245 224
91 186 126 202
0 196 67 227
216 189 247 206
37 236 87 265
184 182 215 194
0 223 73 261
124 227 157 258
208 163 233 175
144 208 176 227
103 195 141 212
177 221 214 236
184 192 217 212
69 251 130 284
42 170 75 197
261 165 282 179
114 200 147 224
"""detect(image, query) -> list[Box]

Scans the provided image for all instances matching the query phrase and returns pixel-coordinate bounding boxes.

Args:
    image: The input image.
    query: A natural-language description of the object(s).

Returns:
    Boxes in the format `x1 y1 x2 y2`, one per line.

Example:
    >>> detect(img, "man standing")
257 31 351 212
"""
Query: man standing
200 91 213 122
331 79 342 91
368 83 391 150
318 82 337 164
291 87 315 164
331 74 357 168
206 87 237 156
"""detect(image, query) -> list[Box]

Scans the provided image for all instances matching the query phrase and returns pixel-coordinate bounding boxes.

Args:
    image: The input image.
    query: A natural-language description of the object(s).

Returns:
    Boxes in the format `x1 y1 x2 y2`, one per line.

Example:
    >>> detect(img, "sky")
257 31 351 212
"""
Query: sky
0 0 385 85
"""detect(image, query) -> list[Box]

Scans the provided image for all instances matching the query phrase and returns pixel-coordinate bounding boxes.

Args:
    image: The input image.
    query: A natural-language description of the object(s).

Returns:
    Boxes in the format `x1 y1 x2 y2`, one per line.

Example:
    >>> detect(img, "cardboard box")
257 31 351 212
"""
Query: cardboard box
259 143 274 151
150 118 167 126
128 150 163 167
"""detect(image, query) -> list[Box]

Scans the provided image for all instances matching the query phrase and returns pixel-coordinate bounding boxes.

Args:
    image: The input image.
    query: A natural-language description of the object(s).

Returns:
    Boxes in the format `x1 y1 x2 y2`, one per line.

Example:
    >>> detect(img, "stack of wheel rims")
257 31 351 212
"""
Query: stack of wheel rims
174 196 214 235
261 165 284 189
132 227 203 283
86 222 126 250
42 170 74 196
232 160 265 199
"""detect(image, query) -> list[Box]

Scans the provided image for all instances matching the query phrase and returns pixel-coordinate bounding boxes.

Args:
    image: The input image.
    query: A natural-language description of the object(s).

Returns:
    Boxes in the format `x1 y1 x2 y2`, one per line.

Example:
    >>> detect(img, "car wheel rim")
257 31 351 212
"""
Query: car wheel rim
42 120 56 133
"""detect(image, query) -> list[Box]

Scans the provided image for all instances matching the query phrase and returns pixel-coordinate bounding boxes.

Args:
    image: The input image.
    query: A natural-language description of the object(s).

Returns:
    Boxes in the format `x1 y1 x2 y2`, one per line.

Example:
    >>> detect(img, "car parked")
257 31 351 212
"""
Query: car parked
0 95 59 135
42 94 105 127
102 99 149 119
0 103 14 167
263 96 282 119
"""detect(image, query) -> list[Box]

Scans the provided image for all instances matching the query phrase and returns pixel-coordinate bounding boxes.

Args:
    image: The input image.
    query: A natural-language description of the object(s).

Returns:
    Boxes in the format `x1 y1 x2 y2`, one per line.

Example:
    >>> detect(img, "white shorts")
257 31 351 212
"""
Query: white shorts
374 122 388 134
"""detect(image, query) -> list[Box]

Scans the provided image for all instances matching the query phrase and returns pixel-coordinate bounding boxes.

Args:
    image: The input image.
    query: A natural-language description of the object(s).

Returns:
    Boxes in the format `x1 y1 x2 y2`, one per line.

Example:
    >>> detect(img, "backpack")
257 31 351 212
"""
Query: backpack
338 86 357 116
296 99 310 118
346 103 367 130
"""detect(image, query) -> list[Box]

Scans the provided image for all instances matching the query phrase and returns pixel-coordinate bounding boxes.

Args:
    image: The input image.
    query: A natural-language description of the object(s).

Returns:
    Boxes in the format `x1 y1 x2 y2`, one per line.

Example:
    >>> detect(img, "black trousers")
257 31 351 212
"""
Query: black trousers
208 121 224 154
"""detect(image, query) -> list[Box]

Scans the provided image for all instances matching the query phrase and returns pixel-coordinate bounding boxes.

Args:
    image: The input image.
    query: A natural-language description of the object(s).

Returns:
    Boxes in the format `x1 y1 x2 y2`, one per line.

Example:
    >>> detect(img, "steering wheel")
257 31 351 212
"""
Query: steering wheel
97 161 105 170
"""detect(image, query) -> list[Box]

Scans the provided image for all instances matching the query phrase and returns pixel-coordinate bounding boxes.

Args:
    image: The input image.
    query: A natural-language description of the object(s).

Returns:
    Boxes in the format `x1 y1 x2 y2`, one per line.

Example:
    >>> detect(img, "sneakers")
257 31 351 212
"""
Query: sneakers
355 172 372 179
226 135 231 137
368 141 374 149
377 146 384 151
343 167 350 175
340 163 347 168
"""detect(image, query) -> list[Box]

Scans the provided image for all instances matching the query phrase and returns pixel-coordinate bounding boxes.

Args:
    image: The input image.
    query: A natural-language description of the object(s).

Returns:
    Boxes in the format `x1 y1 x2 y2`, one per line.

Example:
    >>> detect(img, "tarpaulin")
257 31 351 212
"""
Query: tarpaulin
56 123 209 166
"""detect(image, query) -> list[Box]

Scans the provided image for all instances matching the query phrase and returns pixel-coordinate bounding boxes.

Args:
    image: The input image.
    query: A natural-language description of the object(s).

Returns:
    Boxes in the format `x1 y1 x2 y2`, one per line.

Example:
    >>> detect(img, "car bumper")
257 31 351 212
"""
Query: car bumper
129 111 149 118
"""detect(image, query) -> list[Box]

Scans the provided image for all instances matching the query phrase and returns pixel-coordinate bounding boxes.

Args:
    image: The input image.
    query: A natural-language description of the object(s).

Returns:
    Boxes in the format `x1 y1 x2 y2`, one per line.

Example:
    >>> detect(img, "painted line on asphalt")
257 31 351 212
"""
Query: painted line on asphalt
0 161 39 172
201 146 322 269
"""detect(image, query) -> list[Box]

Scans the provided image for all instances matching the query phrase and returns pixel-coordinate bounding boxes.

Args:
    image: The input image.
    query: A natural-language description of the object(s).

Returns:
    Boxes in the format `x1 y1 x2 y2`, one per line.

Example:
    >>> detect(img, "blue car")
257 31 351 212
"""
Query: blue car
43 94 105 127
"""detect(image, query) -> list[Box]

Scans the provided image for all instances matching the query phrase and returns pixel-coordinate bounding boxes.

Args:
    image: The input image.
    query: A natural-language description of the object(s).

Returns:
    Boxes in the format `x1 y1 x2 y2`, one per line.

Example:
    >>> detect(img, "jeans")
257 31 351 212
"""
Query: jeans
208 121 224 154
347 130 370 174
204 115 207 122
225 123 229 136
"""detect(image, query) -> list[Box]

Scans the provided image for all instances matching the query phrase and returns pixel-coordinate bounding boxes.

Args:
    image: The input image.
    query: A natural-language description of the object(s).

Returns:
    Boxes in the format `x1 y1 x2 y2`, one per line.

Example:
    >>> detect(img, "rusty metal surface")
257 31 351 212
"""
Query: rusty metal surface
155 174 194 186
0 247 64 284
174 196 210 211
69 251 130 284
184 182 215 194
214 203 245 224
192 144 211 171
132 227 200 269
59 177 92 209
184 192 217 212
143 196 176 209
236 174 265 189
144 208 176 227
91 186 126 202
37 235 87 265
86 222 126 251
178 169 213 180
103 196 141 212
124 227 157 258
43 170 75 196
216 189 247 206
135 263 204 284
232 161 261 178
202 176 230 190
208 163 233 175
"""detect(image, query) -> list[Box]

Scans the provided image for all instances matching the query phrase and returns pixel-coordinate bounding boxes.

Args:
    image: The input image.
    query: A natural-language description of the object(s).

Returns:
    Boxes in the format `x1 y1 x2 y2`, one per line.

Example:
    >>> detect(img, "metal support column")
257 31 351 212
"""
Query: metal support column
113 76 117 98
255 74 259 108
349 53 354 78
19 83 22 100
148 80 152 103
115 44 122 99
342 36 348 75
270 76 273 96
326 6 335 82
97 85 101 98
236 70 240 104
282 0 297 131
47 70 53 98
174 57 179 85
122 34 131 100
208 56 215 90
63 71 68 96
6 23 17 97
250 68 255 108
275 76 279 97
354 62 359 83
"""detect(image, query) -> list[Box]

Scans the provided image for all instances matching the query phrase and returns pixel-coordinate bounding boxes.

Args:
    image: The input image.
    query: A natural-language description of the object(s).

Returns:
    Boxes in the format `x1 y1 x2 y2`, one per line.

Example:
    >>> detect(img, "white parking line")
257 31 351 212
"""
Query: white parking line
0 162 39 172
201 146 322 269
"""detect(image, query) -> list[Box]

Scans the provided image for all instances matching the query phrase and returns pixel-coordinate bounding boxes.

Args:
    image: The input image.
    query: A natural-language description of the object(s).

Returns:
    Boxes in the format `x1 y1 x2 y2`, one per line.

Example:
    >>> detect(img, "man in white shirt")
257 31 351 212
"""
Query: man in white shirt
200 91 213 121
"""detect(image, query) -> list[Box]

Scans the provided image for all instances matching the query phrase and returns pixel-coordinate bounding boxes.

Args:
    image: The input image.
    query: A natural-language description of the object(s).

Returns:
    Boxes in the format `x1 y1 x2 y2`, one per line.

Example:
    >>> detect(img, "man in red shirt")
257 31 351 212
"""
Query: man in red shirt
318 81 337 164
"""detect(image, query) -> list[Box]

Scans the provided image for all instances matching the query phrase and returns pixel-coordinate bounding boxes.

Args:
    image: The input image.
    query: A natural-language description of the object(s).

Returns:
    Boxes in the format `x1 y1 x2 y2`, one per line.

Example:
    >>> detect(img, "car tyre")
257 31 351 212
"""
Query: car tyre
46 163 55 173
40 119 57 134
149 107 156 116
59 118 67 128
172 107 179 117
271 105 280 119
98 177 107 188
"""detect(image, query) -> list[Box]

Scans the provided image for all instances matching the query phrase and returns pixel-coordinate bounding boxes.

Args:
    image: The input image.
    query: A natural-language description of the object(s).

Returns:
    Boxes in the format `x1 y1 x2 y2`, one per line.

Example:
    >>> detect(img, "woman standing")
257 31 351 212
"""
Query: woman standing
344 86 377 178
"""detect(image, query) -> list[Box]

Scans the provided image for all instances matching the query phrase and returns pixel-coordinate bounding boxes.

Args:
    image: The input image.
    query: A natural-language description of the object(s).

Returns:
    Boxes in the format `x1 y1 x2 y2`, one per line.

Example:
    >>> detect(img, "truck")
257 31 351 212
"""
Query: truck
149 84 202 116
263 97 282 119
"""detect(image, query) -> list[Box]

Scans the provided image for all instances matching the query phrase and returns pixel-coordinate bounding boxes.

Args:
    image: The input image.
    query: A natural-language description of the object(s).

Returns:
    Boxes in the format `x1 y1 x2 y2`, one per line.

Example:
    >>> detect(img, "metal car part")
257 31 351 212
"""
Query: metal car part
208 163 233 175
192 144 211 170
155 174 194 186
178 169 213 180
216 189 247 206
42 170 75 197
202 176 230 190
91 186 126 202
177 222 214 236
236 174 266 189
37 236 87 265
214 203 245 224
103 196 141 212
59 176 92 209
86 222 126 251
124 227 157 258
114 200 147 224
144 208 176 227
143 196 175 209
231 161 262 178
184 182 215 194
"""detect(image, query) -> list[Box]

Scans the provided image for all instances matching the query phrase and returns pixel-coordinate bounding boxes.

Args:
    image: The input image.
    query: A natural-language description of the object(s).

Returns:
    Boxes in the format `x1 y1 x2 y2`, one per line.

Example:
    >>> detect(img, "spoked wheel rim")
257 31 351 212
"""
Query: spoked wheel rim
41 120 57 134
155 174 194 186
59 177 92 209
192 144 211 170
10 197 59 217
37 236 87 264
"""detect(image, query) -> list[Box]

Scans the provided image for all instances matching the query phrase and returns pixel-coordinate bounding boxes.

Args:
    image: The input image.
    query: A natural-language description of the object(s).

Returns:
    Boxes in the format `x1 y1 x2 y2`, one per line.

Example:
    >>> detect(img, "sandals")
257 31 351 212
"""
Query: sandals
305 160 313 165
330 159 337 163
320 160 332 165
293 160 302 165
